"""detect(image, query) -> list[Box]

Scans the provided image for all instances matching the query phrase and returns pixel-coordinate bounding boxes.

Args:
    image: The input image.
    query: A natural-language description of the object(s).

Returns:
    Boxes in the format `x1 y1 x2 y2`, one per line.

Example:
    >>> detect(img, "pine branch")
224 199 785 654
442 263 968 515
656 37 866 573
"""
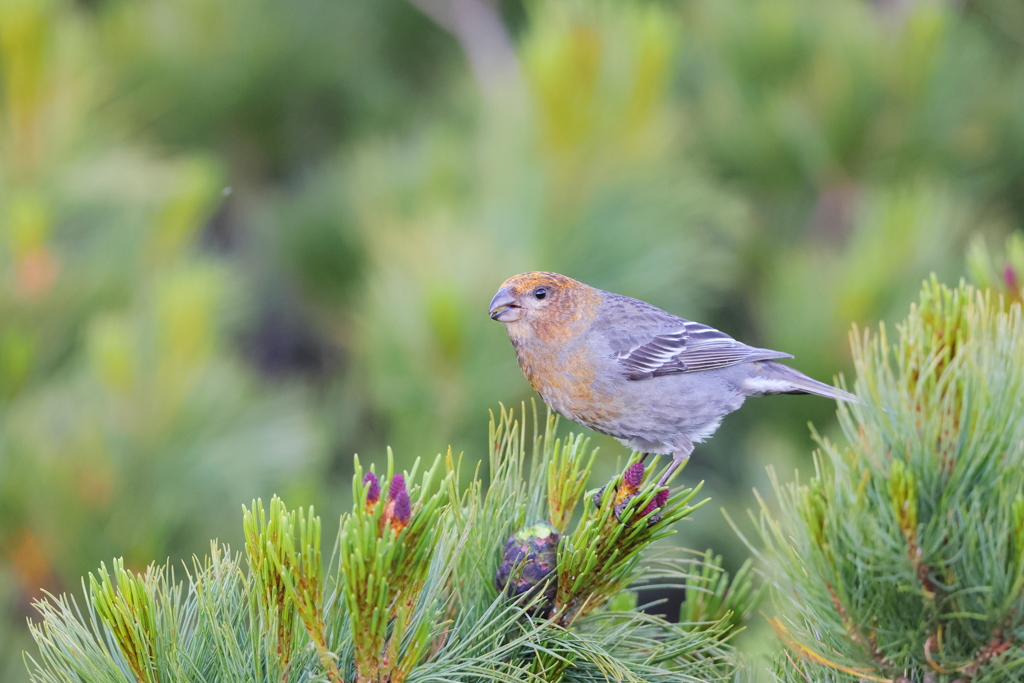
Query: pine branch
242 499 299 677
341 452 450 683
546 425 596 533
554 455 706 627
678 549 766 635
25 403 743 683
757 278 1024 683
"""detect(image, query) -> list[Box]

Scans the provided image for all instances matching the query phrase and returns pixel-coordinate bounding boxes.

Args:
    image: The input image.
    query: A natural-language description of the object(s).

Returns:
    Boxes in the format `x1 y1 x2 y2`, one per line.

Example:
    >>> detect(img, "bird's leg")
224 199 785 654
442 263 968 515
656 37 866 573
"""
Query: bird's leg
657 439 694 487
639 452 650 464
656 452 689 487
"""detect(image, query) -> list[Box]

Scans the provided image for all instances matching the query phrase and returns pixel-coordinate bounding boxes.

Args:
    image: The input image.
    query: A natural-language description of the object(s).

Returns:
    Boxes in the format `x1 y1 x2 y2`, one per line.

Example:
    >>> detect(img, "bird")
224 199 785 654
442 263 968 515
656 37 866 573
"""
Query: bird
488 271 857 486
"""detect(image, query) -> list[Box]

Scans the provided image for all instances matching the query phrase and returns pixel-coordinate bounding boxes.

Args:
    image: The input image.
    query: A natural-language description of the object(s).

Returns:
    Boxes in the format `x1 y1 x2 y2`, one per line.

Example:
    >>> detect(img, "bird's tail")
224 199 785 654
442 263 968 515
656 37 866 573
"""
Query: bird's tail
746 361 859 403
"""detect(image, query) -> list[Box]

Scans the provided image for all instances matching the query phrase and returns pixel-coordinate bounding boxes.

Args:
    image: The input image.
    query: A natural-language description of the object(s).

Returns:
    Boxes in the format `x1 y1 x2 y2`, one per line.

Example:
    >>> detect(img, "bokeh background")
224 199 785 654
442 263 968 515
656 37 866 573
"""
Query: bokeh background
2 0 1024 677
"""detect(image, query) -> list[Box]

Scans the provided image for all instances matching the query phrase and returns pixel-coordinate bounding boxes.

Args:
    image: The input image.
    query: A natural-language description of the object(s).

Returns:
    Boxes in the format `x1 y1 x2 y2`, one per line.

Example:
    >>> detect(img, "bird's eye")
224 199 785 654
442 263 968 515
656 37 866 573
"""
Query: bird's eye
534 288 547 300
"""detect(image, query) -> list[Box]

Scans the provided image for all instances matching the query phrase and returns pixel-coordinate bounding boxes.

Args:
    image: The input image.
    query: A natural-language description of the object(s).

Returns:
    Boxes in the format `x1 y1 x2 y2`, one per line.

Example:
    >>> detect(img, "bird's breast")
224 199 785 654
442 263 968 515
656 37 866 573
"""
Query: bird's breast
513 341 623 429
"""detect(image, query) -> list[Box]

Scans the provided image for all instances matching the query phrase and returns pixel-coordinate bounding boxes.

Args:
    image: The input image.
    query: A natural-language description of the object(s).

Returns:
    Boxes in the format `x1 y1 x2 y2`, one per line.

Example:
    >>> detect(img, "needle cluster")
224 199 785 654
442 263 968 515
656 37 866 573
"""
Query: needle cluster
24 404 761 683
756 278 1024 683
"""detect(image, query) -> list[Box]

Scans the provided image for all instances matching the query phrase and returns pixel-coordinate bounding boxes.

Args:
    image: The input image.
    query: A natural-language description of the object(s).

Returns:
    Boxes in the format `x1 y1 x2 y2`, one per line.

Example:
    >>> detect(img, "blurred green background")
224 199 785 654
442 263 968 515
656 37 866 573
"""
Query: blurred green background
2 0 1024 676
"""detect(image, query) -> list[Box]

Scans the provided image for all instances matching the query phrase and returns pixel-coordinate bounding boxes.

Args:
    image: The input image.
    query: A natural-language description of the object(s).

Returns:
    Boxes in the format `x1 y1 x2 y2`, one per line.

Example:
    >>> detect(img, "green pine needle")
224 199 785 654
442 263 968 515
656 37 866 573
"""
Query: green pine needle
758 278 1024 683
25 403 742 683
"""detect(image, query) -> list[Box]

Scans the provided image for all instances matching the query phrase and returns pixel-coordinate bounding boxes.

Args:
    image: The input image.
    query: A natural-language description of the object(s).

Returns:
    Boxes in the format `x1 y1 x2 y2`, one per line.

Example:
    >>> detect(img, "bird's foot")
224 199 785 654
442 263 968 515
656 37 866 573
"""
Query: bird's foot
593 459 670 526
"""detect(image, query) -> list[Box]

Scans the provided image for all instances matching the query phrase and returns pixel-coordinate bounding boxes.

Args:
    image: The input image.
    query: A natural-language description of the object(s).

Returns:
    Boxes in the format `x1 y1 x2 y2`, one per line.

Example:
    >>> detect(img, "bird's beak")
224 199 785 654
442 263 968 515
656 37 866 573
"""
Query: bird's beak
489 288 520 322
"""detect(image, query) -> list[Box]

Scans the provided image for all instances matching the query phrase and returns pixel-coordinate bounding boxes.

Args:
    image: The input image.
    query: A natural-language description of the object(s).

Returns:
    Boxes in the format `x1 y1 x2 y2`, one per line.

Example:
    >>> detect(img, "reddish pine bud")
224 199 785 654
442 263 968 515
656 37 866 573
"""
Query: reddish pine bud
623 462 645 491
389 474 406 501
390 488 412 533
640 488 670 524
611 463 646 510
394 489 411 523
364 472 380 506
1006 265 1019 292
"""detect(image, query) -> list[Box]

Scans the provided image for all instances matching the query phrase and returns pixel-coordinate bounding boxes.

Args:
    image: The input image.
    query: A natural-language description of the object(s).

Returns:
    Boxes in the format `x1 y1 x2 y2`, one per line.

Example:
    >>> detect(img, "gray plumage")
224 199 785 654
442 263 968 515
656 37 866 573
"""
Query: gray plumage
589 292 855 459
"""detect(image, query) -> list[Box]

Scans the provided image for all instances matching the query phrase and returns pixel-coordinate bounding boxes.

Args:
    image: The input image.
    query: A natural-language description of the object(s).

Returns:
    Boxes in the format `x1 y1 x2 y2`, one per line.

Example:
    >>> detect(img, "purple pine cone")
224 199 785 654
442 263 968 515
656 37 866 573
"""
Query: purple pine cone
623 462 645 489
638 487 671 525
393 488 411 524
386 474 412 533
495 521 560 614
389 474 406 501
364 472 380 506
594 461 646 511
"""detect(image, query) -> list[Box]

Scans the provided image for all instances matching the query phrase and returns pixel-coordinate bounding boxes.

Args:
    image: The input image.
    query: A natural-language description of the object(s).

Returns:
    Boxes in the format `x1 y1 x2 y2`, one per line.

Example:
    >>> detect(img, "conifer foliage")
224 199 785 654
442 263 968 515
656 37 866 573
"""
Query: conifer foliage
24 406 759 683
757 278 1024 683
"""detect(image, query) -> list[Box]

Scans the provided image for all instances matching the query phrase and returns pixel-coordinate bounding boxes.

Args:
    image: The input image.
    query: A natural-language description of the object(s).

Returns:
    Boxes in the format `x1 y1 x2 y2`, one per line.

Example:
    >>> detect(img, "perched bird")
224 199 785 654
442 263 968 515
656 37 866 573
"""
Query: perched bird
488 272 856 485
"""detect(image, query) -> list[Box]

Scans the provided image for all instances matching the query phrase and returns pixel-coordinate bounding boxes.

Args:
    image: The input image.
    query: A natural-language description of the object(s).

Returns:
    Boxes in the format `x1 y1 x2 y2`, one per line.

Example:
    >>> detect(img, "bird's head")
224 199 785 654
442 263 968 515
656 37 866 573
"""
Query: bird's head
488 272 574 323
489 272 600 340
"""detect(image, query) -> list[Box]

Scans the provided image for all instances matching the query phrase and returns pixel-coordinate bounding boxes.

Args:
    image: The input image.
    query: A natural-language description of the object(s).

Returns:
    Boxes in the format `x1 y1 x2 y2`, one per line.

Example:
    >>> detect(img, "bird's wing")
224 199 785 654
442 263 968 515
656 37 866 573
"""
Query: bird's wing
613 320 793 380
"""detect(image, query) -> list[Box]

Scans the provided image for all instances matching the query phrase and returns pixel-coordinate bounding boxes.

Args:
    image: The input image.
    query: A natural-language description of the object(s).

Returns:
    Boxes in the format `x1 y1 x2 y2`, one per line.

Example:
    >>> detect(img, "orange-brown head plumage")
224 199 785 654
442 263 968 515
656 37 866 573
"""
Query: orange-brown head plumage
488 272 602 344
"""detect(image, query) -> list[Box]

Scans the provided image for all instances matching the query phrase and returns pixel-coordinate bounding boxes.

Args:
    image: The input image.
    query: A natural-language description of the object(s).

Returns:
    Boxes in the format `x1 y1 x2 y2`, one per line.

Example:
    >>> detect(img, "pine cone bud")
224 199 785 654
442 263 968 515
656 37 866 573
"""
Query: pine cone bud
593 462 666 525
622 461 645 491
593 464 668 525
1005 265 1019 292
495 521 559 614
639 487 670 525
593 461 646 509
364 472 380 509
389 474 406 501
383 474 411 533
390 488 411 533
